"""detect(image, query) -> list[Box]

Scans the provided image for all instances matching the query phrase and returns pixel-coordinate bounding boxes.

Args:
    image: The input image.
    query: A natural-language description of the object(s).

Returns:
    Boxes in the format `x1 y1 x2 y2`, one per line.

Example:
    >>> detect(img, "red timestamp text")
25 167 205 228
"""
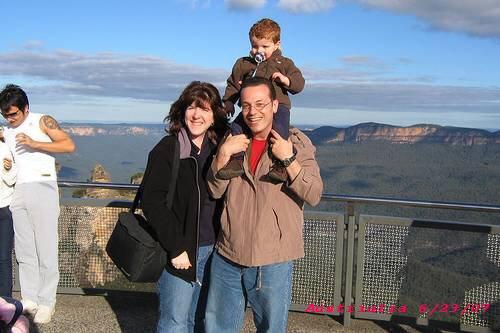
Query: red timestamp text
419 303 490 317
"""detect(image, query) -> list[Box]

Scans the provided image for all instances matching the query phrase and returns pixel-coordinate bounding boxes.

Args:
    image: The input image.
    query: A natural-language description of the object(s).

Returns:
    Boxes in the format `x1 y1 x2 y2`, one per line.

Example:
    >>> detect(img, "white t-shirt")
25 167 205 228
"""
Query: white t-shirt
3 112 57 184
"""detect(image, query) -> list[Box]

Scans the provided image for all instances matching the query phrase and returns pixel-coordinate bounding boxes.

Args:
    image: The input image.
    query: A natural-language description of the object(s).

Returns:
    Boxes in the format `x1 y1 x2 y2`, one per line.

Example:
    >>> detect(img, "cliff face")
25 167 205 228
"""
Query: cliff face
60 122 499 146
308 123 499 146
62 124 165 136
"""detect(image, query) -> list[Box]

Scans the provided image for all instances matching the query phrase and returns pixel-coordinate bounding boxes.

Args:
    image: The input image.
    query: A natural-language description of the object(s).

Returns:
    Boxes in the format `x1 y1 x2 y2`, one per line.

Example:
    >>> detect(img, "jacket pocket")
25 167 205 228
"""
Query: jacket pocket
256 207 282 255
272 207 283 241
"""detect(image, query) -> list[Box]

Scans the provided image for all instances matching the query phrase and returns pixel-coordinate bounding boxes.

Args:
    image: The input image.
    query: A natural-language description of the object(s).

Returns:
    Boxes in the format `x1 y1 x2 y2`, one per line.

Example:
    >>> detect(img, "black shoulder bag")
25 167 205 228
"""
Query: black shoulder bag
106 139 180 283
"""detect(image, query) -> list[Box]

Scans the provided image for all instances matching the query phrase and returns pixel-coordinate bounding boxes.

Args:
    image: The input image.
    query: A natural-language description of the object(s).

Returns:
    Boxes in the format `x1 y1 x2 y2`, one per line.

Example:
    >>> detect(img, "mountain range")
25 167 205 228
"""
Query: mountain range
62 122 500 146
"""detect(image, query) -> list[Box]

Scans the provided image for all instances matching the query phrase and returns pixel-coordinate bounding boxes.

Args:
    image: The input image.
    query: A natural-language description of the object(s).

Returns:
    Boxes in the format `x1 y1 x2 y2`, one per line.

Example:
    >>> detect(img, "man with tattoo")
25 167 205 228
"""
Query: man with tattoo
0 84 75 324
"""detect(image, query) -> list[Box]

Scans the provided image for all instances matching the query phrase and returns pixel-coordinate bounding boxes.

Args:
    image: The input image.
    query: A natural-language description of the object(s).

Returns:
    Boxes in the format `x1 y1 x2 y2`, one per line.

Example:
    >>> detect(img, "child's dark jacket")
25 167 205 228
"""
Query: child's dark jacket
223 49 305 116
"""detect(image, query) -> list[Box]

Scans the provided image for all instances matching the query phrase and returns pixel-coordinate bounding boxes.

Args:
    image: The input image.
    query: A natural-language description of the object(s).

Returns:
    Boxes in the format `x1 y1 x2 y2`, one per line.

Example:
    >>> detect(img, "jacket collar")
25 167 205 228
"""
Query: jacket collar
268 49 282 61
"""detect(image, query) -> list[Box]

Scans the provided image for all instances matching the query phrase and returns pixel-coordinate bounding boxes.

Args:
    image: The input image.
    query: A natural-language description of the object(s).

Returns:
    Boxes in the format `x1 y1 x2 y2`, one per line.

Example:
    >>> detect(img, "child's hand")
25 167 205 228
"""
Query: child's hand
271 72 290 87
224 101 236 117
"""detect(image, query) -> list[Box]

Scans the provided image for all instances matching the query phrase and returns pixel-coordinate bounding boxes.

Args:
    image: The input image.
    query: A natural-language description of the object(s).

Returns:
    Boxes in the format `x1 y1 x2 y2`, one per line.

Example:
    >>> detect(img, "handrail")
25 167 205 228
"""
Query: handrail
321 193 500 213
59 180 138 190
58 180 500 213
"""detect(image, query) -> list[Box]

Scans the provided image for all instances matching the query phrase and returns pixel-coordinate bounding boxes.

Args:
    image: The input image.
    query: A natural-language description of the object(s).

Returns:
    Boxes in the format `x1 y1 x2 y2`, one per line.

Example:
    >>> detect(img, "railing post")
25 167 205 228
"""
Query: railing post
343 202 356 327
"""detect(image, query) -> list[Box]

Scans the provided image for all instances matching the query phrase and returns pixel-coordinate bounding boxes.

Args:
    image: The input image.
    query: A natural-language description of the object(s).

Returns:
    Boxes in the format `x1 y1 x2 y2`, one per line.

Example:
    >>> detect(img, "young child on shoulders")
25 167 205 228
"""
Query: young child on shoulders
218 18 305 182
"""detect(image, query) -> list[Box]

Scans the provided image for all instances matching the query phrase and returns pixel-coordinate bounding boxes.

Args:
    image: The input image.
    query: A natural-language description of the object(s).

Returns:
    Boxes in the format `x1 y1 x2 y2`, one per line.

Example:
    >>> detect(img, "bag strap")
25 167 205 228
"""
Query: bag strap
166 138 180 210
131 137 180 212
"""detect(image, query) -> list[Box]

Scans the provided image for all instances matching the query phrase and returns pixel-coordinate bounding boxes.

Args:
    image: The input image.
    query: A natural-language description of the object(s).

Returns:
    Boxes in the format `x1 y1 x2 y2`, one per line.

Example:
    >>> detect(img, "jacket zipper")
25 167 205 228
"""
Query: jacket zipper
188 156 200 284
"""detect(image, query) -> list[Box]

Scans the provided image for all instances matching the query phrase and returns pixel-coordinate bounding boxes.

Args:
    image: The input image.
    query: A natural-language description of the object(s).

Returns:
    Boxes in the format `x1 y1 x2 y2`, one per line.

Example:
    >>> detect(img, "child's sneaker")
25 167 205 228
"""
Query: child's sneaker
217 158 244 180
33 305 55 324
267 162 288 182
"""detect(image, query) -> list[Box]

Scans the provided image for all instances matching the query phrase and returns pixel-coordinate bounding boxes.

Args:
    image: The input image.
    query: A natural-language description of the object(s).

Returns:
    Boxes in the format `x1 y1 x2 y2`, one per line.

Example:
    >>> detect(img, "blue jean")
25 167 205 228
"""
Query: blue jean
0 206 13 297
156 245 214 333
205 251 294 333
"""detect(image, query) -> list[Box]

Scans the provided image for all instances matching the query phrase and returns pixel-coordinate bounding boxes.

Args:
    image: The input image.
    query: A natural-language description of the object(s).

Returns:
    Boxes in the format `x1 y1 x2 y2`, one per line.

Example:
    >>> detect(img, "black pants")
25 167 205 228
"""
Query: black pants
0 206 13 297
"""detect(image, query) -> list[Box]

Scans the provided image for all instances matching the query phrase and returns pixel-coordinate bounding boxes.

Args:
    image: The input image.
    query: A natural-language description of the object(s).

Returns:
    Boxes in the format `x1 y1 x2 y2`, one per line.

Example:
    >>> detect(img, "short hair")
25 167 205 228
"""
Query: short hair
249 18 281 43
0 84 29 114
166 81 228 143
240 77 277 101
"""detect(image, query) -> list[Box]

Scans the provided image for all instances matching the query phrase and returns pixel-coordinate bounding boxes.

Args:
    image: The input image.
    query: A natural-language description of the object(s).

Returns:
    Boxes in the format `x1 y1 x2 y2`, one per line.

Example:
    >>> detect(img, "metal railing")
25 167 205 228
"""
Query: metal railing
15 181 500 332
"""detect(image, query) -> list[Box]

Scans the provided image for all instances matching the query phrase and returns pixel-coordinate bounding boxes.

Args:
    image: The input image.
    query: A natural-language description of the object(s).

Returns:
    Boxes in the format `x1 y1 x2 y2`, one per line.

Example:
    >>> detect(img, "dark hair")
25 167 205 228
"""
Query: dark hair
240 76 277 100
0 84 29 114
249 18 281 43
166 81 228 143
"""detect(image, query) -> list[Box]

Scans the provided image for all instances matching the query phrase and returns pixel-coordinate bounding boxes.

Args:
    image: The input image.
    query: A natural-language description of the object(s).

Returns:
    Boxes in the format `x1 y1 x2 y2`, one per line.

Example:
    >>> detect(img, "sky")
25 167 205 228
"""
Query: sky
1 0 500 129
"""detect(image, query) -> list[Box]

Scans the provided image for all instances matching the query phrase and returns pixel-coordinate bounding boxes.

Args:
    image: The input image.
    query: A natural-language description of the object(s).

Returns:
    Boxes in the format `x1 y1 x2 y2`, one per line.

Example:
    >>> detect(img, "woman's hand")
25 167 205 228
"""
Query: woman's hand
215 134 250 171
171 251 192 270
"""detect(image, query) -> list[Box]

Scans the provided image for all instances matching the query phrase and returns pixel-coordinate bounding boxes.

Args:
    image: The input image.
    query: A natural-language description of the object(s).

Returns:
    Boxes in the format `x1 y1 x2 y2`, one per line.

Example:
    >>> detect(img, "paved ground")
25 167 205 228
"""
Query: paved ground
16 292 448 333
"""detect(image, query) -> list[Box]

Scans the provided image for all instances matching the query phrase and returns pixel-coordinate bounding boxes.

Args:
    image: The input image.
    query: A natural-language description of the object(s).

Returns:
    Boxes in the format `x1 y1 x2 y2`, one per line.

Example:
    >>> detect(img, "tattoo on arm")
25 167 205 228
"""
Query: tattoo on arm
42 116 61 130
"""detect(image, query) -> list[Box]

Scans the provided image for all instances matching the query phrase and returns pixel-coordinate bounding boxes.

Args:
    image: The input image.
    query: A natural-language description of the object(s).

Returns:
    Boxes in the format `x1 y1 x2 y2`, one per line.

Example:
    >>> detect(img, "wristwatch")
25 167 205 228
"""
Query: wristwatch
280 152 296 167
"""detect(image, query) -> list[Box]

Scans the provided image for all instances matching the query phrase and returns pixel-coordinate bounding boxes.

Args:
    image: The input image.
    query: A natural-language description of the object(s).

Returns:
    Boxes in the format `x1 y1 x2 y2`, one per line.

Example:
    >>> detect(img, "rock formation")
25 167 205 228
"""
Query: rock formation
84 164 122 199
307 123 500 146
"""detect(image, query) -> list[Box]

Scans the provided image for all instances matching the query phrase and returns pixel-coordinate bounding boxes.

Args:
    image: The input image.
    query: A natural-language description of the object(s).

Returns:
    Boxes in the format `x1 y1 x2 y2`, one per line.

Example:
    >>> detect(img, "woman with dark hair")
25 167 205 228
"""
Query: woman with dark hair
141 81 228 333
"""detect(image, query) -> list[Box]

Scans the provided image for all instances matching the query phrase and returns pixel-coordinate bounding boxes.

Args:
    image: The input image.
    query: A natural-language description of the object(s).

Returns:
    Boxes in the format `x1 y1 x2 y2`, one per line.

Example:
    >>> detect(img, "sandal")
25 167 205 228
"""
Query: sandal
0 297 23 333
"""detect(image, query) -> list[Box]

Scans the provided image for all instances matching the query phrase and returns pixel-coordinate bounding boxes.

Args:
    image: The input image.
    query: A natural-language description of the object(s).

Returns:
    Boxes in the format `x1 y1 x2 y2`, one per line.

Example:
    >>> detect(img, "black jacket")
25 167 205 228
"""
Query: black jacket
141 129 219 282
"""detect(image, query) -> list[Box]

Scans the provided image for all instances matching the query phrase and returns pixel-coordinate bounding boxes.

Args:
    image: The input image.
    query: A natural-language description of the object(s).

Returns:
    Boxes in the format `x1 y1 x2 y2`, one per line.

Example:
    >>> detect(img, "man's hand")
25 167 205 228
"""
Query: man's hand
269 129 293 161
171 251 192 270
24 115 76 153
3 158 12 171
271 72 290 87
15 133 37 149
215 134 250 171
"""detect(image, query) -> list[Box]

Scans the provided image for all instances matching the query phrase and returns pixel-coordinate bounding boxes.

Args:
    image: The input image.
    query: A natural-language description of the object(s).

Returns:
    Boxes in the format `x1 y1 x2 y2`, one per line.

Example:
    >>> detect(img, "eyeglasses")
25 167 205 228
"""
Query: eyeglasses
1 109 22 119
241 100 272 113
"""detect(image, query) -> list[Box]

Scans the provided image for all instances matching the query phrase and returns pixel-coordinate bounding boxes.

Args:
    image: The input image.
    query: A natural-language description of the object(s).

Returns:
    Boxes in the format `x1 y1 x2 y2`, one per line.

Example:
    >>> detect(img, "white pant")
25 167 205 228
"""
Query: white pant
10 182 60 307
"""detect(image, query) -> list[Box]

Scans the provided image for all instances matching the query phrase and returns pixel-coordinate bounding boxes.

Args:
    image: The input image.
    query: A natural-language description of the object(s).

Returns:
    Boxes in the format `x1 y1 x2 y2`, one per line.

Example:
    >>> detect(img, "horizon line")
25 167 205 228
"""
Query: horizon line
55 120 499 133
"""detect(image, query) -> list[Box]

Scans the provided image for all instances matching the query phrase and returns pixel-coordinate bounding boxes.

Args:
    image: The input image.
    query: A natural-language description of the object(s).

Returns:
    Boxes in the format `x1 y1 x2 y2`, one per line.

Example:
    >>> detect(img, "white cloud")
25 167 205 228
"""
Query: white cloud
182 0 212 9
1 48 499 120
357 0 500 38
225 0 267 10
0 50 226 101
338 55 387 69
23 40 44 50
296 82 500 114
278 0 335 13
